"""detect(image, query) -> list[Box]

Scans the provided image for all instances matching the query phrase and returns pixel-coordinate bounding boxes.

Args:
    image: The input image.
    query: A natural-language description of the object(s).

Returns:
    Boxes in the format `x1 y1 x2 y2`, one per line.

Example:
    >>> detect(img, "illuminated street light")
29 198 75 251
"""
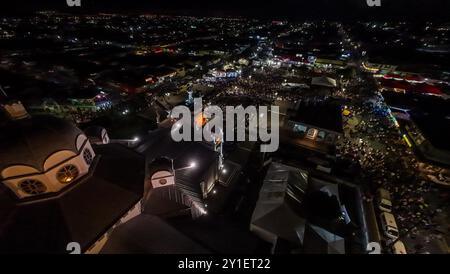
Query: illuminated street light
172 160 197 172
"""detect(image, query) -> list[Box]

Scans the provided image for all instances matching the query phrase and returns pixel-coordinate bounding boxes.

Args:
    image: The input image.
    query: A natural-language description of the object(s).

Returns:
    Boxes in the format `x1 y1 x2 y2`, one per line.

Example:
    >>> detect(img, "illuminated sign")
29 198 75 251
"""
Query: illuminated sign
403 134 412 148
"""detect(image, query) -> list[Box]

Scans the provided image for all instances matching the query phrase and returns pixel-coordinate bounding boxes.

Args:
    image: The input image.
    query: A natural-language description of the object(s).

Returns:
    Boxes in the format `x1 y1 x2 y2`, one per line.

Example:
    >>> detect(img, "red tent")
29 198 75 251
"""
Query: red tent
379 79 411 90
404 74 425 82
412 83 443 95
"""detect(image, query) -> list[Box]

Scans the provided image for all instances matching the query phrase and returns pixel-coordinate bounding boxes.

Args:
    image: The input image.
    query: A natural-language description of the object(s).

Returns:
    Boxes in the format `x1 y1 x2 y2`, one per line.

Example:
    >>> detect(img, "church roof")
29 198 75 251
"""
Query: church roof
0 143 145 253
0 115 83 173
84 126 106 138
142 127 218 202
101 214 210 254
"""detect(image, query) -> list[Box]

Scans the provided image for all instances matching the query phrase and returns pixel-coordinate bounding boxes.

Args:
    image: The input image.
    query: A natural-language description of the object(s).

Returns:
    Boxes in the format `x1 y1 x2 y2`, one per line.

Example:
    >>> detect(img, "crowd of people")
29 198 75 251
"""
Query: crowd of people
185 60 450 253
337 74 449 253
200 66 324 104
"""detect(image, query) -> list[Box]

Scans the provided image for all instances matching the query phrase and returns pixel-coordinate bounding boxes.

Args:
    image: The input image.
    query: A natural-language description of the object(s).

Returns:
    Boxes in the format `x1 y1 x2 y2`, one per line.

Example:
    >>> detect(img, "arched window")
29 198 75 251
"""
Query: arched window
150 170 175 188
325 134 336 144
306 128 318 140
57 165 79 184
293 124 307 134
83 149 94 165
317 131 326 141
19 179 47 195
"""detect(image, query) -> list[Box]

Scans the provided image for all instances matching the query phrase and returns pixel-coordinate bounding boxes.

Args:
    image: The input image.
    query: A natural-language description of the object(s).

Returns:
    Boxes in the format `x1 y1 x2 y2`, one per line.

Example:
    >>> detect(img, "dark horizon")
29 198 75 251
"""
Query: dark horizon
1 0 450 21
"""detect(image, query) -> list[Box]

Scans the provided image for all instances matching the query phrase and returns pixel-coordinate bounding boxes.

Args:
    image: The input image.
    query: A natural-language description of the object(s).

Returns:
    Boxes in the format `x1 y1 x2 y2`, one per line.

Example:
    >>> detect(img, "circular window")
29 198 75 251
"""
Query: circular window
159 178 168 185
57 165 79 184
19 179 47 195
83 149 94 165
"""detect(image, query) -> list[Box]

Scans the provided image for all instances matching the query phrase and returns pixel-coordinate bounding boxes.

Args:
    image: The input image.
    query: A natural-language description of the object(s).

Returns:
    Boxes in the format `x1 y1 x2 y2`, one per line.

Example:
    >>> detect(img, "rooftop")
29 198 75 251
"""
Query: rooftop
0 143 145 253
411 111 450 151
290 100 343 134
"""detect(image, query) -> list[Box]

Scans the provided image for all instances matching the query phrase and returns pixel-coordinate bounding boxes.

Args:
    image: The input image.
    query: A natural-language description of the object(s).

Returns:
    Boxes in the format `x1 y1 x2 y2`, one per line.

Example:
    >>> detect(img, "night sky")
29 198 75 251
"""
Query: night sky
1 0 450 20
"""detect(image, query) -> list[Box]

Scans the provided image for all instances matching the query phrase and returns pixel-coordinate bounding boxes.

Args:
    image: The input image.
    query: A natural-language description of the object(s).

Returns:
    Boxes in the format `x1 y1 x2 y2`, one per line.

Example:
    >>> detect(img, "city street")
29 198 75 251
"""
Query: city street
337 68 450 254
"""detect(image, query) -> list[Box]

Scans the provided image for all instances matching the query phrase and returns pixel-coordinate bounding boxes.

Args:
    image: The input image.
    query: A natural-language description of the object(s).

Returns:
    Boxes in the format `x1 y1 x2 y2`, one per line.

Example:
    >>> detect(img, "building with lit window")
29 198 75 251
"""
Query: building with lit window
280 99 343 156
141 127 220 219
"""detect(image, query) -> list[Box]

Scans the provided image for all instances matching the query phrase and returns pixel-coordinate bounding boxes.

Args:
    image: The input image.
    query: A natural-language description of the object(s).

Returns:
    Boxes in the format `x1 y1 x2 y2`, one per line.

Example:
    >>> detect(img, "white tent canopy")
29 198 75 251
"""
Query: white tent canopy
250 162 346 253
311 76 337 88
250 163 308 245
303 224 345 254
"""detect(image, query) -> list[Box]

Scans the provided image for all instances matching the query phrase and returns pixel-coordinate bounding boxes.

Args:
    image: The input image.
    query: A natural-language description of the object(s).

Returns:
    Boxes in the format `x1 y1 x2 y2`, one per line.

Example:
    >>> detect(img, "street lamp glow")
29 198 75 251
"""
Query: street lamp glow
133 137 140 142
189 162 197 168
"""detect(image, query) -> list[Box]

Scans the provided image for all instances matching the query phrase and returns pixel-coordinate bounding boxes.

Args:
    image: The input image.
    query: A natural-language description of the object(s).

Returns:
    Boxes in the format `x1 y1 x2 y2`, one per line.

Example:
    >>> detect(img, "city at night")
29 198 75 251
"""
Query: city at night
0 0 449 263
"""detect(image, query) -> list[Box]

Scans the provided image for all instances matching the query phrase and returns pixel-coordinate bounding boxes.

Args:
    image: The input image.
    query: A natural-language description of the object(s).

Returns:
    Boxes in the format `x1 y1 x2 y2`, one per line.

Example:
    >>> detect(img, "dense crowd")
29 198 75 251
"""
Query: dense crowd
337 74 450 253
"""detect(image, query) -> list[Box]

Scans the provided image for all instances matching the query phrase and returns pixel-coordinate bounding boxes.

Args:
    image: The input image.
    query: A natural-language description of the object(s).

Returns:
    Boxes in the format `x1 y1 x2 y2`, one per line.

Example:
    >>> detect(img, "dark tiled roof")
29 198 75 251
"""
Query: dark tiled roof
290 100 343 133
411 112 450 151
0 115 83 173
84 126 106 139
101 214 210 254
142 128 218 201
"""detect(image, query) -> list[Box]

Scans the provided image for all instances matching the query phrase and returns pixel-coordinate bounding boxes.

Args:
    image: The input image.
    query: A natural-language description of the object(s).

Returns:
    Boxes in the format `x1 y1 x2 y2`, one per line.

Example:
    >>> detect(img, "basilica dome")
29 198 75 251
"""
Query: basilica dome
0 110 95 199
